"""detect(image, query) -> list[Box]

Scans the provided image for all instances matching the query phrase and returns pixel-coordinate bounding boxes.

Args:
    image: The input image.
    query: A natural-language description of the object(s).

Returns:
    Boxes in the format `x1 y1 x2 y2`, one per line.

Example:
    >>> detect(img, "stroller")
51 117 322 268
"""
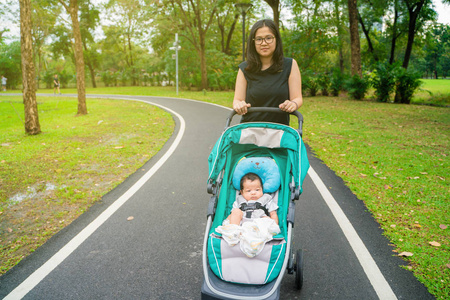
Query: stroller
202 108 310 299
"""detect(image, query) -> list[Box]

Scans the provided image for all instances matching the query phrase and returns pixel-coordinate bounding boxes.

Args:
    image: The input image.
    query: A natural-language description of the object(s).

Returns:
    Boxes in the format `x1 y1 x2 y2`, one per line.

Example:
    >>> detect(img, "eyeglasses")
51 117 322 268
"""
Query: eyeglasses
253 36 275 45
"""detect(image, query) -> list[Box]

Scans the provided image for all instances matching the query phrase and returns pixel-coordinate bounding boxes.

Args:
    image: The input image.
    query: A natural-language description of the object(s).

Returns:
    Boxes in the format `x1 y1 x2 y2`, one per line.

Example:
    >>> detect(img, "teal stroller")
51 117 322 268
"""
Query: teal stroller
202 108 310 299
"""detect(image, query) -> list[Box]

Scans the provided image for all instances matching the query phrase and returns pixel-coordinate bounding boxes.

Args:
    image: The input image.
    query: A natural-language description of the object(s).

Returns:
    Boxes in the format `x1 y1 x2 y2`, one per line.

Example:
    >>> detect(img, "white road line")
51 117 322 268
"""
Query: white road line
308 167 397 300
3 101 185 300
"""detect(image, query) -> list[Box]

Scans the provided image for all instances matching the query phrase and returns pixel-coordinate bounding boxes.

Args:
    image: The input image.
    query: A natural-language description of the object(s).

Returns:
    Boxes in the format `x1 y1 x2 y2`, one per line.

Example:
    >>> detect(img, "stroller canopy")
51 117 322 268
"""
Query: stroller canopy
208 122 309 193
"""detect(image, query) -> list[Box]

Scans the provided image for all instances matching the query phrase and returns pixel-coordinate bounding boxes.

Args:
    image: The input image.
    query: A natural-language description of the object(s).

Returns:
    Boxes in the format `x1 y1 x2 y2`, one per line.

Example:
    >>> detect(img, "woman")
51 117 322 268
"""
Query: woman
233 19 303 125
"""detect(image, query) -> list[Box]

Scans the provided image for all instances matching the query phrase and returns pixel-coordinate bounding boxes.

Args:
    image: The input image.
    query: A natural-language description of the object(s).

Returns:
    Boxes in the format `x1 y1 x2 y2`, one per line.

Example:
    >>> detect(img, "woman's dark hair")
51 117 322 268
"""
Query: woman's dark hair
245 19 284 73
240 173 263 190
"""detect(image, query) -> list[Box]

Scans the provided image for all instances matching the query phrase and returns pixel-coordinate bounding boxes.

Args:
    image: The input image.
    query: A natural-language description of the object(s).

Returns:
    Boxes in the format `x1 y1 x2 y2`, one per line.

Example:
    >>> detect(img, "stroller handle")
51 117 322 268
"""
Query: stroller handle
225 107 304 136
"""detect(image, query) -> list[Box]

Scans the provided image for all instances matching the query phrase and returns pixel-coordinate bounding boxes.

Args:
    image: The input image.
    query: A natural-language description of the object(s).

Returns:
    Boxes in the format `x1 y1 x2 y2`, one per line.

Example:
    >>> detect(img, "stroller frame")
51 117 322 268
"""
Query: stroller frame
202 108 308 300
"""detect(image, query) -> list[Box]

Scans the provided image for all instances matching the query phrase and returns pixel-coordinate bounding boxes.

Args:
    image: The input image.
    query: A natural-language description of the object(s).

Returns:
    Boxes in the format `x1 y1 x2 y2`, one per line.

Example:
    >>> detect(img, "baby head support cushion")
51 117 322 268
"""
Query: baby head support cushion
232 157 280 193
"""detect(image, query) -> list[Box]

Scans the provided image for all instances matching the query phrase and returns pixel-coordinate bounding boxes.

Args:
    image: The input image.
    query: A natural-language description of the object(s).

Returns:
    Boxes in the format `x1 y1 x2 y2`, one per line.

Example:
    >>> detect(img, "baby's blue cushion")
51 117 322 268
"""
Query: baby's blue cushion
232 157 280 193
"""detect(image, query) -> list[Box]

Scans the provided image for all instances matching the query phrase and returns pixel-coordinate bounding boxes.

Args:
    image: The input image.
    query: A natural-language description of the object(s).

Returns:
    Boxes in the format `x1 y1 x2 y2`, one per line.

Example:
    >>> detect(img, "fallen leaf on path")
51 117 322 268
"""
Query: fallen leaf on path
413 224 422 228
398 252 413 257
127 216 134 221
439 224 448 229
114 146 124 149
360 173 367 178
429 241 441 247
446 264 450 269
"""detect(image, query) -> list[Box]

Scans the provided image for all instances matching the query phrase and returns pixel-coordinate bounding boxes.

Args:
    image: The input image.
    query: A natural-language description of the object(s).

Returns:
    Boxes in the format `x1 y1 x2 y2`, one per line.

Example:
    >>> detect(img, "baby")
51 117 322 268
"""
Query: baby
226 172 279 225
217 173 280 258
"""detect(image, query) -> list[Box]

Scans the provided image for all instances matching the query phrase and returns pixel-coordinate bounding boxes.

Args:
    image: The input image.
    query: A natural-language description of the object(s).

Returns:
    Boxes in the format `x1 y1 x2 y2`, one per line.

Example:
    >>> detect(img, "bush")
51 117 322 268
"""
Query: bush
346 75 370 100
371 62 398 102
306 77 319 96
394 69 422 104
318 73 331 96
330 69 346 96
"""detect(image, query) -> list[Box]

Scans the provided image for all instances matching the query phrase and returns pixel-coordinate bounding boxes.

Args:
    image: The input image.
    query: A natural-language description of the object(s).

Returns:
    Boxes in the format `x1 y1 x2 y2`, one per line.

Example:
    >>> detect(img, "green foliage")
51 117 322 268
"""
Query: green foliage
206 50 239 91
317 73 331 96
330 69 348 96
370 61 399 102
0 41 22 89
394 69 422 104
346 75 371 100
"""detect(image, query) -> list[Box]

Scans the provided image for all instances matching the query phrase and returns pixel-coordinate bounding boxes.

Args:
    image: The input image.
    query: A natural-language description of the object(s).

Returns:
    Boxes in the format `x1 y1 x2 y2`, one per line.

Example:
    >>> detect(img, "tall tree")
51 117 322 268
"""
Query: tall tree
166 0 219 90
31 0 59 89
347 0 362 76
401 0 432 69
105 0 152 86
79 0 100 88
263 0 280 28
216 1 239 55
58 0 87 115
20 0 41 135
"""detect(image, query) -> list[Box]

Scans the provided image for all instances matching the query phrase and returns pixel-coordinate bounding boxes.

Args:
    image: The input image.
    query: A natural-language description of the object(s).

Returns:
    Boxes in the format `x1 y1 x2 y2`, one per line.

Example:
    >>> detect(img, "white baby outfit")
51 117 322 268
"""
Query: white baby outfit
216 194 281 258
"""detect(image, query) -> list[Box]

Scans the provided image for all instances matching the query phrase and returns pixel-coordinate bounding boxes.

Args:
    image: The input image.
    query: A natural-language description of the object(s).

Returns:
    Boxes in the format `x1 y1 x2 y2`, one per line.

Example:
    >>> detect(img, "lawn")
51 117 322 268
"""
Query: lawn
0 82 449 299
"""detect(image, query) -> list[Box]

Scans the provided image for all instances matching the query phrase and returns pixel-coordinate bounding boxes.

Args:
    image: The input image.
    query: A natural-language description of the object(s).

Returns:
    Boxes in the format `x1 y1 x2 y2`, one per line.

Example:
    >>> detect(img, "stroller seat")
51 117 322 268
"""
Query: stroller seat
208 157 287 285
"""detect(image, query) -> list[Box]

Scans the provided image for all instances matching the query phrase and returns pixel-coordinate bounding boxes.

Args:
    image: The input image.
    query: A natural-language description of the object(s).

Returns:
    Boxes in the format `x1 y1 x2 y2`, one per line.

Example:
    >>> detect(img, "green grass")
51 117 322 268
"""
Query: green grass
0 85 449 299
299 97 449 299
0 96 174 274
412 79 450 106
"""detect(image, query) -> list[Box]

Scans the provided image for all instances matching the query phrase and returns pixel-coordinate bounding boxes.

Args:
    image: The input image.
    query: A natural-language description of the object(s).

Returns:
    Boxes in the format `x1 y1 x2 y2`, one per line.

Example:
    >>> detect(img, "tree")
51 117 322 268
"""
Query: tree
104 0 152 86
263 0 280 28
20 0 41 135
216 1 240 55
58 0 87 115
165 0 219 90
31 0 59 89
79 0 100 88
401 0 427 69
347 0 362 77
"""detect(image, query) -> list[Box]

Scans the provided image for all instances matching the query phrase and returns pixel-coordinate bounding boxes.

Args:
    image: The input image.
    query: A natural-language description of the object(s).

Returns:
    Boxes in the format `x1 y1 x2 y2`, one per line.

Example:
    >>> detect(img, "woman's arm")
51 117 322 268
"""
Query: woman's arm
279 59 303 113
233 69 251 115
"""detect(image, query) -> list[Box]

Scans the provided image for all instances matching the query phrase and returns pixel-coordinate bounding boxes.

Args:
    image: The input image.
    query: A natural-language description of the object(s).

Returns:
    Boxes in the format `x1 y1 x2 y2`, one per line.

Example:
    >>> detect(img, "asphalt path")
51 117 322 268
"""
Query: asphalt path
0 94 434 299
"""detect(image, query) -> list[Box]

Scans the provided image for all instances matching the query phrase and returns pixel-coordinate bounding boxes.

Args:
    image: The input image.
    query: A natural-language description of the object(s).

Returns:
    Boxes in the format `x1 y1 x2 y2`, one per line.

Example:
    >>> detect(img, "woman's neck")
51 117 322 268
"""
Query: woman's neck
260 56 273 70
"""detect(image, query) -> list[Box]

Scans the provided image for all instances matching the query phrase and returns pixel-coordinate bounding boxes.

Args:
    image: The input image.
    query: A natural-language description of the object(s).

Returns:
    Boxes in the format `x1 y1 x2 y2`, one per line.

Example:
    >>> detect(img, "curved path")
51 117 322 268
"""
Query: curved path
0 94 433 299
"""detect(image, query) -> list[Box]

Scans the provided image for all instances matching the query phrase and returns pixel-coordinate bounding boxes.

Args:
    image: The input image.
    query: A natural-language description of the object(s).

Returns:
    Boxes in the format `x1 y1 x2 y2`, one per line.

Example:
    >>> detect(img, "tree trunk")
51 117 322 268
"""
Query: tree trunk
389 4 399 64
82 42 97 88
68 0 87 115
334 0 344 73
358 12 378 62
200 35 208 90
264 0 280 28
225 14 239 55
20 0 41 135
347 0 362 77
402 0 425 69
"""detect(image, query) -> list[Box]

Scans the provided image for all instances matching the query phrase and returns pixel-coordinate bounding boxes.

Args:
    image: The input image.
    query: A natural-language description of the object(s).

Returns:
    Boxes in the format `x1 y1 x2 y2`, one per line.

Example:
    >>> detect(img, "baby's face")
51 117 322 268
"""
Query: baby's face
241 179 263 201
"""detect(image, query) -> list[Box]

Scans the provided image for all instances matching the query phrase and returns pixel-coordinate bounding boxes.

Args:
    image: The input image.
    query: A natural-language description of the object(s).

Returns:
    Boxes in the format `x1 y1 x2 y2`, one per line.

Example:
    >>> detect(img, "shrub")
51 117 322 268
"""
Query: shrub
330 69 346 96
307 77 319 96
346 75 370 100
318 73 331 96
371 62 398 102
394 69 422 104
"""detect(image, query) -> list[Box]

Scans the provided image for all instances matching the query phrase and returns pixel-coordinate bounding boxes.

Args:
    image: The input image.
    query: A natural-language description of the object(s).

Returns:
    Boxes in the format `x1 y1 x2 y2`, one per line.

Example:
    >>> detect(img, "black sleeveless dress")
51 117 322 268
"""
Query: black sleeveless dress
239 57 292 125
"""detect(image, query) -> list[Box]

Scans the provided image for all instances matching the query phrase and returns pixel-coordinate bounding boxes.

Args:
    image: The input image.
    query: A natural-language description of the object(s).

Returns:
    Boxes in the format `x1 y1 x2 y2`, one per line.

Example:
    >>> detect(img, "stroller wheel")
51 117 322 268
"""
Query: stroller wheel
294 249 304 290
